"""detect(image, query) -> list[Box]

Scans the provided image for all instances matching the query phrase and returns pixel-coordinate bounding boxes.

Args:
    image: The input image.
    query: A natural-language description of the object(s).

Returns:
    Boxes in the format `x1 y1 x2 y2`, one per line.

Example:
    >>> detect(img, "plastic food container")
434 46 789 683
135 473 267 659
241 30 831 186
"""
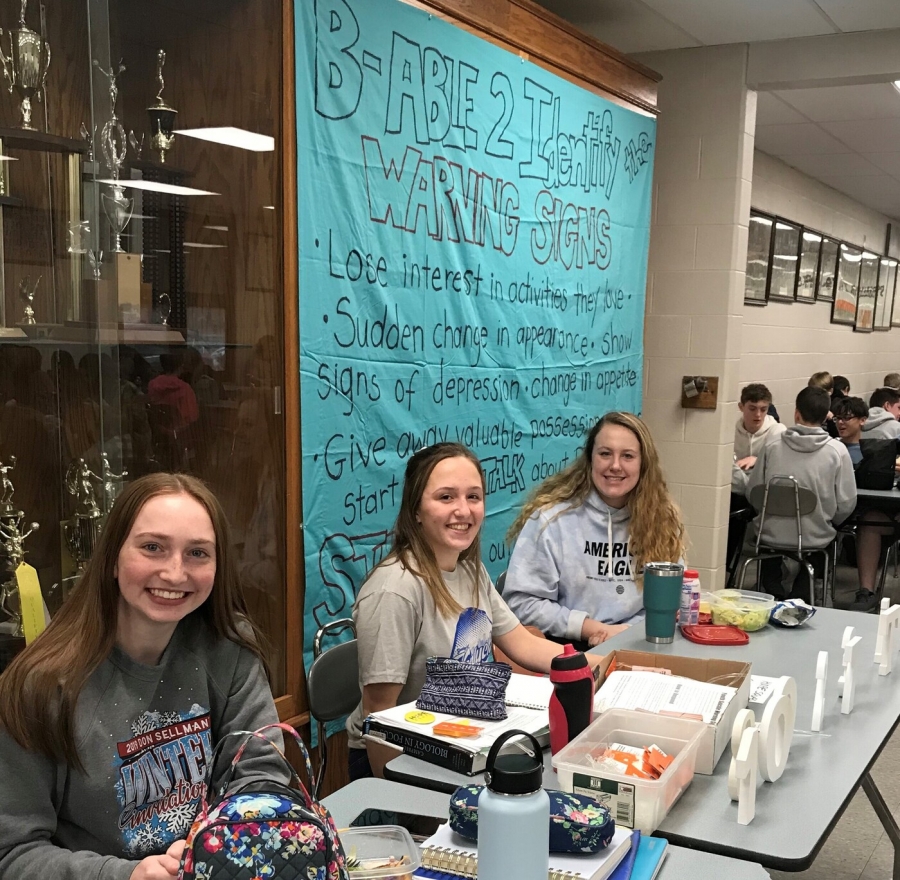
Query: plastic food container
710 589 776 632
340 825 420 878
551 709 705 833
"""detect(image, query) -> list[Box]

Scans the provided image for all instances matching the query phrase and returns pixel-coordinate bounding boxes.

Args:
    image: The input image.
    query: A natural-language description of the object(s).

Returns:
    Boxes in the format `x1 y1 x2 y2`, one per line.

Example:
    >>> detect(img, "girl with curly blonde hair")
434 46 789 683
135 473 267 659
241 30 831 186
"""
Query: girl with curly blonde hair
505 412 685 648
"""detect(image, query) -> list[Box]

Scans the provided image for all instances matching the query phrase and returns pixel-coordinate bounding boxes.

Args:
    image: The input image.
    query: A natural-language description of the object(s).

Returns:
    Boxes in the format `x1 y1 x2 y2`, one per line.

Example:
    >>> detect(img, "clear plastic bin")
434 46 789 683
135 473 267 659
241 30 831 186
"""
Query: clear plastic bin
338 825 420 878
710 589 776 632
551 709 706 833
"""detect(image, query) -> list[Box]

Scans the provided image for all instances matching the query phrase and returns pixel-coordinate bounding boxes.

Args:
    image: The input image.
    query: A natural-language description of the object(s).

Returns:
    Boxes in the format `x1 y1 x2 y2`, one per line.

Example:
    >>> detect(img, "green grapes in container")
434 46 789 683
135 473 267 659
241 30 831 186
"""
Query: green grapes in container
709 589 776 632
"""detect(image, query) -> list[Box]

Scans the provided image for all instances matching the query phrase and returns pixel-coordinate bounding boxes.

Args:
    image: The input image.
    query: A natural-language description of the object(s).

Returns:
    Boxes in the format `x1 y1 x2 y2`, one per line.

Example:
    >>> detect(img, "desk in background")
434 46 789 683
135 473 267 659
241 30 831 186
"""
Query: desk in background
385 608 900 875
323 778 771 880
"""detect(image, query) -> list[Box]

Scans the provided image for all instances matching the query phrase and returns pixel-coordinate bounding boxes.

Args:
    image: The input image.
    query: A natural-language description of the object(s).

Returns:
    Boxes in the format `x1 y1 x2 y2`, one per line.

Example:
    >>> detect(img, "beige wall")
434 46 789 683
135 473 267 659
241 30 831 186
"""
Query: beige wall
746 150 900 410
635 45 755 589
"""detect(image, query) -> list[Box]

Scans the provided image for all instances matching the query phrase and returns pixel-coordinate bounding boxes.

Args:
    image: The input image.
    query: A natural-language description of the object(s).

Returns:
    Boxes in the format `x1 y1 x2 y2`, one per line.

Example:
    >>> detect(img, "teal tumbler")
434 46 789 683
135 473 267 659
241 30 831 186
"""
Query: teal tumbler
642 562 685 644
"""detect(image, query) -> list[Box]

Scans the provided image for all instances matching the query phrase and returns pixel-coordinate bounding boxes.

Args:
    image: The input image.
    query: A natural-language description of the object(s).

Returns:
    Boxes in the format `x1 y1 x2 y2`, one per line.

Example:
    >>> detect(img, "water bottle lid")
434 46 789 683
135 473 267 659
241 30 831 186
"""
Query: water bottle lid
485 730 544 795
550 643 588 672
684 569 699 578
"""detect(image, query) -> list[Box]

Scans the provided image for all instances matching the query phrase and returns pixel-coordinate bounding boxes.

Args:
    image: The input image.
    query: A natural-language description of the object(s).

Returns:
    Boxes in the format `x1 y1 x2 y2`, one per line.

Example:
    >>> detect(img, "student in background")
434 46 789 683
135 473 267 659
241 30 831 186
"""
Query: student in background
346 443 589 782
808 372 838 437
833 396 868 467
732 383 786 495
884 373 900 390
862 387 900 440
504 412 685 649
832 375 851 410
0 474 285 880
747 387 856 600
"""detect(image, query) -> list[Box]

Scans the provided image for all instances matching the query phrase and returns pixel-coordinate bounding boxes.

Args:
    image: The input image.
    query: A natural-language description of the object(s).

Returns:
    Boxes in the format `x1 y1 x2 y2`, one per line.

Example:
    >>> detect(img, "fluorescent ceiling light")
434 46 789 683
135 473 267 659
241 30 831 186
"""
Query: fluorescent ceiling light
176 127 274 152
803 232 822 242
775 222 795 230
774 255 798 260
750 216 772 225
893 81 900 95
263 205 275 210
0 156 18 161
862 251 879 259
203 224 228 232
881 259 897 266
98 178 218 197
184 241 227 249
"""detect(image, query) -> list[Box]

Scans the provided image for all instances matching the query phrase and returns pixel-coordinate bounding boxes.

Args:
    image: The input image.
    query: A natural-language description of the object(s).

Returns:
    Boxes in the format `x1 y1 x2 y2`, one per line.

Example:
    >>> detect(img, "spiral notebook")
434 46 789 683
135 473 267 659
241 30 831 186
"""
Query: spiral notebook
415 822 633 880
505 673 554 711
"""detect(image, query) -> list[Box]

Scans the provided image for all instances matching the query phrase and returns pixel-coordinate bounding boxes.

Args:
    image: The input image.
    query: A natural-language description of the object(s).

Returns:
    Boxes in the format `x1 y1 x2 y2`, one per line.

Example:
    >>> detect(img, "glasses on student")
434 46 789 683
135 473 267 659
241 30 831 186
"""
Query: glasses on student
834 415 859 422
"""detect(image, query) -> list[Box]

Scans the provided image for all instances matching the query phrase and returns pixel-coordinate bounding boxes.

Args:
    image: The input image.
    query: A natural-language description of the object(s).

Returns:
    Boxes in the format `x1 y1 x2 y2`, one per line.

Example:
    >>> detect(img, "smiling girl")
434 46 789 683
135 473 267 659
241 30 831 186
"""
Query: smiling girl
346 443 579 780
504 412 685 650
0 474 284 880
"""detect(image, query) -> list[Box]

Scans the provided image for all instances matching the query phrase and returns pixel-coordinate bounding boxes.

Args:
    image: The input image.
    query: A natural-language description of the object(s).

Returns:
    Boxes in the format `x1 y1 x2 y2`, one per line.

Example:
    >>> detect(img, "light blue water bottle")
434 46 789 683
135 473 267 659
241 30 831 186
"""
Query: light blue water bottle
477 730 549 880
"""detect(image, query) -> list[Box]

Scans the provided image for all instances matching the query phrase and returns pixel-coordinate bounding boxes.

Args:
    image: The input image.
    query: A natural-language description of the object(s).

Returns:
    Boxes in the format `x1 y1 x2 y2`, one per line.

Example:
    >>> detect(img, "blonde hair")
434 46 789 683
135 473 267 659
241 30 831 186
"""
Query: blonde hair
808 371 833 393
374 443 484 617
507 413 685 580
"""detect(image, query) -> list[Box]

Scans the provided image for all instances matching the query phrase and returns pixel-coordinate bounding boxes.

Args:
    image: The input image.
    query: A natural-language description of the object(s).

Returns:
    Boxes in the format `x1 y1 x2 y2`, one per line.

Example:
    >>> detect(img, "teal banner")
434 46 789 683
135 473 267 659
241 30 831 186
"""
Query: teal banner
296 0 655 662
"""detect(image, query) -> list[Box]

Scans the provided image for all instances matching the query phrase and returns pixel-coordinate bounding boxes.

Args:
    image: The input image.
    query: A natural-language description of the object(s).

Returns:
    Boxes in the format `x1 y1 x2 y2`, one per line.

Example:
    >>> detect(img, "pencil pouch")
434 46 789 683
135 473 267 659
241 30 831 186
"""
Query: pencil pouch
416 656 511 721
449 785 615 853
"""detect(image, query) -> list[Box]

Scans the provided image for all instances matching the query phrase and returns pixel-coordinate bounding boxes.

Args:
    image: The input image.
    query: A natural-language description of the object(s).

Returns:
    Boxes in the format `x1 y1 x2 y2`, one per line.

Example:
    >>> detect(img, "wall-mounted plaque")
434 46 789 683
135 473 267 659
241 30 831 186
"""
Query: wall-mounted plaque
767 220 801 302
832 244 862 325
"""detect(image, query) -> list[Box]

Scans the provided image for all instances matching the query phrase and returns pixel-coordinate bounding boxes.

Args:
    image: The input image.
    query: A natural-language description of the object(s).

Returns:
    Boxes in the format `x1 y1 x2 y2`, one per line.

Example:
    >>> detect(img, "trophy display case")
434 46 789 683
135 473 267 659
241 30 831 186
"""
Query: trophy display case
0 0 288 698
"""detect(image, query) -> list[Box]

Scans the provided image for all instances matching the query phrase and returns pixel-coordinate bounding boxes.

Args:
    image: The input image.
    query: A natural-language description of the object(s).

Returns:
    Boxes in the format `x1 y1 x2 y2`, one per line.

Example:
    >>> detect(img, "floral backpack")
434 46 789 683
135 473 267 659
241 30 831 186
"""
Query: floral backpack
178 722 349 880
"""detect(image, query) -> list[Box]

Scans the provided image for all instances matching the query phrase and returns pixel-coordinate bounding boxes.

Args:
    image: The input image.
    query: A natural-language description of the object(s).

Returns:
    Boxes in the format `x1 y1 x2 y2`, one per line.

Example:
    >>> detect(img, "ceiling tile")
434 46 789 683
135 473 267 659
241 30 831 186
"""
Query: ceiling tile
640 0 837 45
864 152 900 179
813 0 900 33
534 0 701 53
819 117 900 154
756 92 809 125
778 152 883 178
773 84 900 123
754 122 852 155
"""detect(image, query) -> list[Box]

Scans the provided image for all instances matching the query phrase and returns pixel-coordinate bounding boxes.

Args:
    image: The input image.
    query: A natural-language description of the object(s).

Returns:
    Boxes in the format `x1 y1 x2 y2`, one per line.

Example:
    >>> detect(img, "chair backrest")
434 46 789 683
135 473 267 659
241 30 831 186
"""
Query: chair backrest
748 474 819 552
308 619 360 724
495 570 507 596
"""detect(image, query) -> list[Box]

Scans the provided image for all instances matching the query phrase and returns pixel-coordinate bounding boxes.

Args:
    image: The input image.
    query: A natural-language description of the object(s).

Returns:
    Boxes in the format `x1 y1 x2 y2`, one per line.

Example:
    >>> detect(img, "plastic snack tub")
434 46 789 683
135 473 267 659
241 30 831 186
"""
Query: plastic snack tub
340 825 420 878
551 709 705 833
709 589 776 632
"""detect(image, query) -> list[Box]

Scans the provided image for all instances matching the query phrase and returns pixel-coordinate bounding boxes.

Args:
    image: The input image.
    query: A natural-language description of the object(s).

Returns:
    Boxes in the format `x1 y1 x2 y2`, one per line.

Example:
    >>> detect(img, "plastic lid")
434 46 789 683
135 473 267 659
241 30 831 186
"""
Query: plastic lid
681 624 748 645
684 569 699 578
485 730 544 795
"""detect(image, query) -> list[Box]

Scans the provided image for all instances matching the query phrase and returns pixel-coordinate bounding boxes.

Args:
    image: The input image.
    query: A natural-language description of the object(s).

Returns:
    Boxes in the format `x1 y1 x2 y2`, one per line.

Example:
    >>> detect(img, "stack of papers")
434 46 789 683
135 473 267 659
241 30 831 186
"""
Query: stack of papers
594 671 737 725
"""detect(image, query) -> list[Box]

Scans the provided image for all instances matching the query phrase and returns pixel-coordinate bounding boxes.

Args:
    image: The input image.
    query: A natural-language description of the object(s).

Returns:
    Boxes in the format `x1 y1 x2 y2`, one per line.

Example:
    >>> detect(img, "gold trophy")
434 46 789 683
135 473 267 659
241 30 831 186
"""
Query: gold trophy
0 0 51 130
63 459 102 576
147 50 177 164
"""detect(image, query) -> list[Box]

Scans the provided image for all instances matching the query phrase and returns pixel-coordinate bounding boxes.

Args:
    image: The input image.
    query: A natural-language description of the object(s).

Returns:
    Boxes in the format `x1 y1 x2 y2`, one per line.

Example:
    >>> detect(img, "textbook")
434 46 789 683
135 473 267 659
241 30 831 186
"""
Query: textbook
414 822 633 880
364 695 549 775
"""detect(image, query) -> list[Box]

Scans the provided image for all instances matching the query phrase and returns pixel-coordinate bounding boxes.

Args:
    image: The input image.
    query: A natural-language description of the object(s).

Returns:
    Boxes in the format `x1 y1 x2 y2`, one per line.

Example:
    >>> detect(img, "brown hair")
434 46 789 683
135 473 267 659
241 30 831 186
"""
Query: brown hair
0 473 266 767
375 443 485 618
507 412 685 581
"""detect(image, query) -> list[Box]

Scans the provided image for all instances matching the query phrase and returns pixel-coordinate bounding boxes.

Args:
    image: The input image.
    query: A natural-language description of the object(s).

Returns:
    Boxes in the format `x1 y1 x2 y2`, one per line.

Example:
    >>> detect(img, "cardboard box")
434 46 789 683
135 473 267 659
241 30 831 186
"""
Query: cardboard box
594 649 751 775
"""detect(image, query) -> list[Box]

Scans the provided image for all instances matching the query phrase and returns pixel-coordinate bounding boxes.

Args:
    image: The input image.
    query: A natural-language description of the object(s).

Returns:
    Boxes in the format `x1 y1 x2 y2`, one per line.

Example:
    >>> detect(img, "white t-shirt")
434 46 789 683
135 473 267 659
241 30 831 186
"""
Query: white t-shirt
346 558 519 748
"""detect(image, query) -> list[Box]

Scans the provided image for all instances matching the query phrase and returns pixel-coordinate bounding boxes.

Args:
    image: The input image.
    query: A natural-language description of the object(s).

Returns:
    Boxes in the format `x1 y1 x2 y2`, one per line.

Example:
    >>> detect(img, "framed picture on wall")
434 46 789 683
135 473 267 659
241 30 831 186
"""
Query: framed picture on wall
832 244 862 325
877 257 898 330
767 220 801 301
745 211 774 305
796 230 822 303
816 237 839 301
854 251 879 332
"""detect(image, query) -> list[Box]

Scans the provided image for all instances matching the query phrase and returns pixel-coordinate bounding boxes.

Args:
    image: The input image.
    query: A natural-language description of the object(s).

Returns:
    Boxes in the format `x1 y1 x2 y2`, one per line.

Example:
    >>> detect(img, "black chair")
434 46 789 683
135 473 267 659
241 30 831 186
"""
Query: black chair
307 618 359 798
738 475 834 605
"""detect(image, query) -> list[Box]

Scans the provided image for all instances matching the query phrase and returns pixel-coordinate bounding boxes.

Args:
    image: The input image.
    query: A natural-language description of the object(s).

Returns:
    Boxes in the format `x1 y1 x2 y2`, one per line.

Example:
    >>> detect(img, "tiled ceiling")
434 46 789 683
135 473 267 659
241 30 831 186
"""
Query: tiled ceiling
535 0 900 219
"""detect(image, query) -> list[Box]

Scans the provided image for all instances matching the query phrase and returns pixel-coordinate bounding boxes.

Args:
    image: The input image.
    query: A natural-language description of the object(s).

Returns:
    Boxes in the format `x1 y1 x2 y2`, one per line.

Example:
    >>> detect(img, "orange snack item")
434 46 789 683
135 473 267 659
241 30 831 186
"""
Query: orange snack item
432 721 484 738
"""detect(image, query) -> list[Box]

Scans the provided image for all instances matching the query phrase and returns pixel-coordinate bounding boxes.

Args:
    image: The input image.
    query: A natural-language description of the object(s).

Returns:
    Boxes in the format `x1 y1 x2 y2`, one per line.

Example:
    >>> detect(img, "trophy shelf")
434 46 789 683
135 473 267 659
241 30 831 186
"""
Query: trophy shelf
0 129 87 155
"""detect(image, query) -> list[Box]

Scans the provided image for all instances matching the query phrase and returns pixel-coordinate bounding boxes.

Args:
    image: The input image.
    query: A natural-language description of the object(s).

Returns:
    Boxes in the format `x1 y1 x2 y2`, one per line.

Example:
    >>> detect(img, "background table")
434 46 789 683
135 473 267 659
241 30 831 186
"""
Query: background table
323 778 772 880
385 608 900 874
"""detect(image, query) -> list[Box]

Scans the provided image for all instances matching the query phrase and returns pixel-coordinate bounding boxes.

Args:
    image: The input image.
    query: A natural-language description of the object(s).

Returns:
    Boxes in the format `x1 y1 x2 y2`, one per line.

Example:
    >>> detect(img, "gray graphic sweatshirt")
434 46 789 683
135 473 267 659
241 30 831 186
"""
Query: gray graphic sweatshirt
504 491 642 640
0 615 284 880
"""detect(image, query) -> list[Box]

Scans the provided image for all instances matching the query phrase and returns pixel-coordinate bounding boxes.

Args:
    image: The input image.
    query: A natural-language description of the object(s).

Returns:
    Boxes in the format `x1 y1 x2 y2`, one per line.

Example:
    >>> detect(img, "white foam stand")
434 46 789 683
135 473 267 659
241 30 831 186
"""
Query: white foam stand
759 676 797 783
841 627 863 714
874 600 900 676
728 709 759 825
811 651 828 733
838 625 854 685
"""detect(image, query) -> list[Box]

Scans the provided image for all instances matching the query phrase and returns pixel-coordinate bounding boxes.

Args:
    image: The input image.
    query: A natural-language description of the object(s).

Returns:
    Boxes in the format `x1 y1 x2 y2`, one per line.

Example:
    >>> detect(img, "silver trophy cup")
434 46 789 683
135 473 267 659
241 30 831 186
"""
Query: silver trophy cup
101 184 133 253
0 0 51 131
